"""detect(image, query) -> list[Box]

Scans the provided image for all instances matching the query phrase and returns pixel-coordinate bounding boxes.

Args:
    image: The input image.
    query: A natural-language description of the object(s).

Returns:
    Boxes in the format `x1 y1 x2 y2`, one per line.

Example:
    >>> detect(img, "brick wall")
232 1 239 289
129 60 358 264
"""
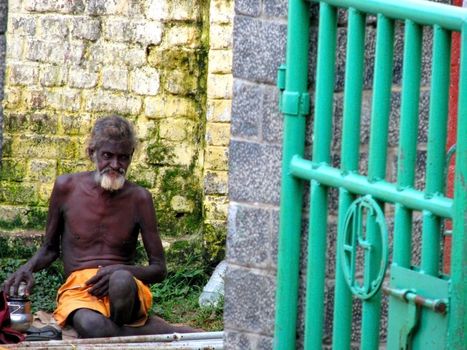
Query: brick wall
203 0 234 262
225 0 449 348
0 0 233 262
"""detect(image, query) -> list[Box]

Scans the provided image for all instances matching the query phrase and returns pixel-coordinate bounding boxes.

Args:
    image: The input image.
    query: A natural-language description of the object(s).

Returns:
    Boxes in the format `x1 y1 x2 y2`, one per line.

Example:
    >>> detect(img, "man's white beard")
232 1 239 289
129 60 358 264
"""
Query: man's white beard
94 167 126 191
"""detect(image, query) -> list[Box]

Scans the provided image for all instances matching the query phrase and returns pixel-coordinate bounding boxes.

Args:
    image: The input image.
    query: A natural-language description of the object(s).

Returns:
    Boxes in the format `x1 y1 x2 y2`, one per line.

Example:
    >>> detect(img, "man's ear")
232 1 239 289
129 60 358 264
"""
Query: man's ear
87 147 95 160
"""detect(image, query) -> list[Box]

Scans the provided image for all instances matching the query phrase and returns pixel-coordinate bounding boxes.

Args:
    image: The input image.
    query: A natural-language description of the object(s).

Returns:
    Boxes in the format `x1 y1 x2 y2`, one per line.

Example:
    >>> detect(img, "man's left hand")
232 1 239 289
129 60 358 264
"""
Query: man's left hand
85 265 125 298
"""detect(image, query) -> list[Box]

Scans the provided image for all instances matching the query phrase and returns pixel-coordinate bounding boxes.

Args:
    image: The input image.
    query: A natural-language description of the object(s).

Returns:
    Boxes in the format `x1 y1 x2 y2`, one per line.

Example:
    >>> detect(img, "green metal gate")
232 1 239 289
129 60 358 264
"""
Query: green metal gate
274 0 466 349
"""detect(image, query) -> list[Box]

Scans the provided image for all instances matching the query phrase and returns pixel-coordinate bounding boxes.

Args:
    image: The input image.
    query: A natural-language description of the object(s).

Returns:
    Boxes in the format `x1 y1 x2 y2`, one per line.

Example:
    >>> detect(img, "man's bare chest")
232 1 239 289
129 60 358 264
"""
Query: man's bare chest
62 190 139 243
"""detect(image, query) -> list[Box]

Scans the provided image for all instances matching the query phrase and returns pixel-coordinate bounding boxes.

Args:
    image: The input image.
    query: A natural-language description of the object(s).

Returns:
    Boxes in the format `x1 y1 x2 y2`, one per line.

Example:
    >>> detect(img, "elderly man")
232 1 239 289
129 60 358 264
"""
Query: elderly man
3 115 197 338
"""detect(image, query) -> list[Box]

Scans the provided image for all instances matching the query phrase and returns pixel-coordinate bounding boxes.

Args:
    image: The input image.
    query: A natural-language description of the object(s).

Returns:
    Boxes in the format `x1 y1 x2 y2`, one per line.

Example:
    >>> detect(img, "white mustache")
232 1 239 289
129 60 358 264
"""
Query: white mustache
100 167 125 175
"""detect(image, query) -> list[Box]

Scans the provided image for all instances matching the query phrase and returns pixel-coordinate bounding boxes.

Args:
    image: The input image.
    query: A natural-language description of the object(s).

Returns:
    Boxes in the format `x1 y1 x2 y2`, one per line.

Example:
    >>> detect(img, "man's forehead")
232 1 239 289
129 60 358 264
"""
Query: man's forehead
97 140 133 153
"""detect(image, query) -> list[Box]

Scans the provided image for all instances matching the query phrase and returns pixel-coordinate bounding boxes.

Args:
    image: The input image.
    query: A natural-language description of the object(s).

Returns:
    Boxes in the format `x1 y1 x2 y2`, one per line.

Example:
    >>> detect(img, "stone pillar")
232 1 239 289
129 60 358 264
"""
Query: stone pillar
0 0 7 159
225 1 288 348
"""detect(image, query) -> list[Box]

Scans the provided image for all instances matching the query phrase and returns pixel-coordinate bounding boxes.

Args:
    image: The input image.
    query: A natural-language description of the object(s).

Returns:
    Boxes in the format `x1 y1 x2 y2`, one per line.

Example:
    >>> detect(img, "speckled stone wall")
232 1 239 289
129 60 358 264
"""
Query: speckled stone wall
226 1 286 348
225 0 450 348
0 0 234 263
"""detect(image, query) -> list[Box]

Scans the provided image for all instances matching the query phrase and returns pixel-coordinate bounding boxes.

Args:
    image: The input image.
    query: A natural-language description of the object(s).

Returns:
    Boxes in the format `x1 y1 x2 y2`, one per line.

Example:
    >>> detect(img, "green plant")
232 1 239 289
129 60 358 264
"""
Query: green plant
151 253 208 302
29 262 64 312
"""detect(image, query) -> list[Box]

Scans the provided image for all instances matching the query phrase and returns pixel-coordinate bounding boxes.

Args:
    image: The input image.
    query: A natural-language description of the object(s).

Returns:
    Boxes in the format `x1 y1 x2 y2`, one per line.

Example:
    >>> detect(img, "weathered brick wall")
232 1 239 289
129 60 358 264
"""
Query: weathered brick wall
0 0 233 261
225 0 449 349
203 0 233 262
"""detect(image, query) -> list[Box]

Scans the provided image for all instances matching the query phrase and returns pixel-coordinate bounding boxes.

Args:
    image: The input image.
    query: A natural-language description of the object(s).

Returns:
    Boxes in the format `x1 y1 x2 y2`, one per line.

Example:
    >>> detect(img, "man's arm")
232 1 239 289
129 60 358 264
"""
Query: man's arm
86 187 167 298
2 176 66 296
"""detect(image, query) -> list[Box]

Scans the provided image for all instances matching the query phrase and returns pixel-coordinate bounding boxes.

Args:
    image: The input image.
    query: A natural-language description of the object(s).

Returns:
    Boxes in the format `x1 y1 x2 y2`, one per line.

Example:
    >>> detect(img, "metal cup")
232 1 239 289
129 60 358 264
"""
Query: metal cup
7 282 33 332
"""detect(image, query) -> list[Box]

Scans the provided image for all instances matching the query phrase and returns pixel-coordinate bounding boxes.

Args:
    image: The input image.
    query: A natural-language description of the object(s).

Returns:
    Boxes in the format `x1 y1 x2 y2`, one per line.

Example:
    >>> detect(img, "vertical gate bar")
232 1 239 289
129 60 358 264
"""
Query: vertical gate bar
393 20 423 268
304 181 330 349
367 14 394 182
273 0 310 348
447 22 467 350
304 3 337 349
332 8 366 350
421 25 451 276
362 13 394 350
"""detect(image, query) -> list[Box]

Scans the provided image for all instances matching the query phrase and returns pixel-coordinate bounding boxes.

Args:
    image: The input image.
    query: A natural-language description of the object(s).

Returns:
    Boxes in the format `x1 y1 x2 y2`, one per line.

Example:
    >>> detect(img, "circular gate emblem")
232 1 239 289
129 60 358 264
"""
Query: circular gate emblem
340 195 389 300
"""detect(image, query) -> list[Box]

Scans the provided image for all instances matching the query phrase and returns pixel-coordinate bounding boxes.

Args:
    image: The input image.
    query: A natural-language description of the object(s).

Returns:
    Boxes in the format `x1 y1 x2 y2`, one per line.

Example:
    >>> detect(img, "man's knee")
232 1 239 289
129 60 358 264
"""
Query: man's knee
108 270 139 326
109 270 137 299
71 309 109 338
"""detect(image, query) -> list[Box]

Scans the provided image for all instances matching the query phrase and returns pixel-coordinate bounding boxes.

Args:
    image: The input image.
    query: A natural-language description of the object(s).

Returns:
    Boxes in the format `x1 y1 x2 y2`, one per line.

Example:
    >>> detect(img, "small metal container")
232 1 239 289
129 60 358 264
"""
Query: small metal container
7 283 33 332
7 297 33 332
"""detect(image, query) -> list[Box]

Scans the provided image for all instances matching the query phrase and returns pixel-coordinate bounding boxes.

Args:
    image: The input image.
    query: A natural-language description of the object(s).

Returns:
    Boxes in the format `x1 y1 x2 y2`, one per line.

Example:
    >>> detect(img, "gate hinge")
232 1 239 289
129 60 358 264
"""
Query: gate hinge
277 64 310 116
280 91 310 116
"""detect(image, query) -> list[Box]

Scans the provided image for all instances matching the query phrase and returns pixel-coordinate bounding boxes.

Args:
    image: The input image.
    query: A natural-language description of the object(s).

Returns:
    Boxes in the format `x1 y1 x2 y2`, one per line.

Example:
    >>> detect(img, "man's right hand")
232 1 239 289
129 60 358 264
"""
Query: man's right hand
2 268 34 297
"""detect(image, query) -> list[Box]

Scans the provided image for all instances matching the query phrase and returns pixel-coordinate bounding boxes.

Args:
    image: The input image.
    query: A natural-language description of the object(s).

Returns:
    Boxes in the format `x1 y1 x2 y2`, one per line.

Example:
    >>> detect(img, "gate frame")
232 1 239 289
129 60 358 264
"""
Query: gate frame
273 1 467 349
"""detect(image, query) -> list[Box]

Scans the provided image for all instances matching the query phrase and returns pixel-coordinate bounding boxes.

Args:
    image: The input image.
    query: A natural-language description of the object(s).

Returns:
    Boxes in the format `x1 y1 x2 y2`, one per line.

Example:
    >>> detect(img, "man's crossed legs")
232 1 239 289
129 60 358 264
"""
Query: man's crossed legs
68 270 198 338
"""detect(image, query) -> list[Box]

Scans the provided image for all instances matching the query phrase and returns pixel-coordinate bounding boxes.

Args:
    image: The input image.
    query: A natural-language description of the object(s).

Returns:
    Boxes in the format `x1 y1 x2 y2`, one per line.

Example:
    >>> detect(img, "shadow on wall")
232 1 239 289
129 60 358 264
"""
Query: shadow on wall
0 0 7 159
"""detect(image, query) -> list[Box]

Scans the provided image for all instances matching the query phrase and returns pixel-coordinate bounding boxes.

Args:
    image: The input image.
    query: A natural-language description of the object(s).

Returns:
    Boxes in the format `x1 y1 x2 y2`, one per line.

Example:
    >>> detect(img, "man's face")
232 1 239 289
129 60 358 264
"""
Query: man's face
92 140 133 191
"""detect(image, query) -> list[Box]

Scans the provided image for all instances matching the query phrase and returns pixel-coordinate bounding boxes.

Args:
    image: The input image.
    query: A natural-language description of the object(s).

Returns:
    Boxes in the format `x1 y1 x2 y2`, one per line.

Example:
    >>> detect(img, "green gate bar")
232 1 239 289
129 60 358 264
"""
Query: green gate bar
421 25 451 276
447 22 467 350
393 19 423 268
333 8 366 349
362 13 394 349
273 0 310 348
304 3 337 349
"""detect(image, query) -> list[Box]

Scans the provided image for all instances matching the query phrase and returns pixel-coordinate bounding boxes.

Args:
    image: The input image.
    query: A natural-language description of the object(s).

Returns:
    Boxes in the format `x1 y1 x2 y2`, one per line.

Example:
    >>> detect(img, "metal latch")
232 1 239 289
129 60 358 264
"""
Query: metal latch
383 286 448 314
383 286 448 350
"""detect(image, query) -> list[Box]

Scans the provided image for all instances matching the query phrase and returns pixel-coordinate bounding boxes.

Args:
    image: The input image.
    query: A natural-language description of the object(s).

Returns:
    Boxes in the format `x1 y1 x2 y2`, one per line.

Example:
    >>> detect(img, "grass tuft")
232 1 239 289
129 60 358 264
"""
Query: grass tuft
150 253 223 331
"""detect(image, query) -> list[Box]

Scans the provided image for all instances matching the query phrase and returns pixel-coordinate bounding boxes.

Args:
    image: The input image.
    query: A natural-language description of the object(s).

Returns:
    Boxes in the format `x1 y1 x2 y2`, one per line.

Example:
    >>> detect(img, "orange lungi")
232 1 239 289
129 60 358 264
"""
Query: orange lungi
53 268 152 327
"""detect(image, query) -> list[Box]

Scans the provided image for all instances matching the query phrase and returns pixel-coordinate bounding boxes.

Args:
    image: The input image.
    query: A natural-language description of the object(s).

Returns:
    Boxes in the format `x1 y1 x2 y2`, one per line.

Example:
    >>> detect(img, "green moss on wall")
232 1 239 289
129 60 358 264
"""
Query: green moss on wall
0 159 27 181
0 233 43 259
25 207 48 229
146 138 174 165
155 165 203 237
0 207 47 231
203 223 226 265
0 182 39 206
0 216 23 231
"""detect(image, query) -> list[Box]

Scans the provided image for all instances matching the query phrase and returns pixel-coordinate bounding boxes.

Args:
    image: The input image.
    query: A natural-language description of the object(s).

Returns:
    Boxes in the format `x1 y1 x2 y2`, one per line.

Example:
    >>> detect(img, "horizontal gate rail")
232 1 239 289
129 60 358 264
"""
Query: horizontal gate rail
290 156 453 218
315 0 467 30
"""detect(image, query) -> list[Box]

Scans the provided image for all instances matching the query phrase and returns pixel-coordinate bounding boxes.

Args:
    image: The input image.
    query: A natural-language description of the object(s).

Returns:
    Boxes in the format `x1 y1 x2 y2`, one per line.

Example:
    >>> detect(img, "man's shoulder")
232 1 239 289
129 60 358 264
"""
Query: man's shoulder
125 181 152 201
54 172 93 191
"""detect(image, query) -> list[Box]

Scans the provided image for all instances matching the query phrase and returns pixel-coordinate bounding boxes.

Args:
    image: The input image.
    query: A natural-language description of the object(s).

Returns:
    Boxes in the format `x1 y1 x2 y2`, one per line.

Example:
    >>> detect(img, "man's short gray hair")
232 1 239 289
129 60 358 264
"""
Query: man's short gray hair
88 115 137 154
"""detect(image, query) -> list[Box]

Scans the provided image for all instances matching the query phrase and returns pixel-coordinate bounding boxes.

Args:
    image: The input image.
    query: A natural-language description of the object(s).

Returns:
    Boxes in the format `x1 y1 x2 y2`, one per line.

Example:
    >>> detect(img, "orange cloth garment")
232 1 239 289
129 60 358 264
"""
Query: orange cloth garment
53 268 152 327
